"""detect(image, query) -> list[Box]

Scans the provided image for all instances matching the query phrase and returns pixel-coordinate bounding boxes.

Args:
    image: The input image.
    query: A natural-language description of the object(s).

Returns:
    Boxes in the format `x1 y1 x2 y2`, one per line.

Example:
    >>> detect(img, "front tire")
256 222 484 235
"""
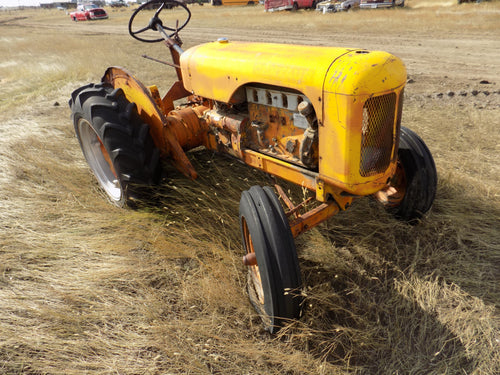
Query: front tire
69 83 161 207
374 127 437 221
239 186 302 333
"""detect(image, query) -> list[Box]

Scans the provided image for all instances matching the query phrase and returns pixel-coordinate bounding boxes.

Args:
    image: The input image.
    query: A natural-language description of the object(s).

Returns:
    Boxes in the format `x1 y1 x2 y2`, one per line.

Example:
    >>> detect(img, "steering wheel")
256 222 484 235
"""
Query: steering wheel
128 0 191 43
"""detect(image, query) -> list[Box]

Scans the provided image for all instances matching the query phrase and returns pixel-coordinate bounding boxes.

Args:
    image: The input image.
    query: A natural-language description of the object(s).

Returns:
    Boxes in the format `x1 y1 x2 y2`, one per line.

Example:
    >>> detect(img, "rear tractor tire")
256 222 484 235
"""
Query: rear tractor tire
239 186 303 333
69 83 161 207
374 126 437 222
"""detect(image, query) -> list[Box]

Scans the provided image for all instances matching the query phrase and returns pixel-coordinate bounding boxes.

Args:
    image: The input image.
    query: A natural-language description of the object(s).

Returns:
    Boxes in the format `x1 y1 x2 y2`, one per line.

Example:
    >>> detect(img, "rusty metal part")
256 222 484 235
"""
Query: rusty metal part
241 217 264 304
299 128 318 168
162 80 191 113
102 67 168 152
274 184 313 220
161 105 209 179
242 149 317 192
242 252 257 266
203 109 249 158
148 85 166 114
166 106 209 151
163 31 184 81
274 184 338 238
274 185 296 213
102 67 208 180
246 102 309 167
274 184 314 218
297 100 317 130
204 109 248 134
289 201 340 238
141 54 180 69
373 161 406 207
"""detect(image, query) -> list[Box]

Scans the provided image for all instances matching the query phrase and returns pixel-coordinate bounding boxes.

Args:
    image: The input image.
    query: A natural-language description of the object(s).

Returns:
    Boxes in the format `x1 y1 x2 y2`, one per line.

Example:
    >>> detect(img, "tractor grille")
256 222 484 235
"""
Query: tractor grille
360 93 396 177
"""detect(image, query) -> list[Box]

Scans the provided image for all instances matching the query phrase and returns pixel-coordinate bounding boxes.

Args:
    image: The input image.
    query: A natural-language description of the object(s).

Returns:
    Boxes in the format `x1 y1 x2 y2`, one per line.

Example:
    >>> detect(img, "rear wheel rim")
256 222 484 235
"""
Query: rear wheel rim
77 118 123 203
242 218 265 305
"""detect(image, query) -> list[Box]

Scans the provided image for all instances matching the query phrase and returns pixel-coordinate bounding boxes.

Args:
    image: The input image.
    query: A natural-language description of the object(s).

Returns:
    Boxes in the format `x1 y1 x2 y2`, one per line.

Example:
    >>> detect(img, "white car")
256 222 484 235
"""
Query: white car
316 0 360 13
359 0 404 9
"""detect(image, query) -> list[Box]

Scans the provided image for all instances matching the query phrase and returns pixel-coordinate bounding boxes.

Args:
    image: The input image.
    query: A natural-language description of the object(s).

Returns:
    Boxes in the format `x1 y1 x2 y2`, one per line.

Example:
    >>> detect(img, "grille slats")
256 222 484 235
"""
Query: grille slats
360 93 396 176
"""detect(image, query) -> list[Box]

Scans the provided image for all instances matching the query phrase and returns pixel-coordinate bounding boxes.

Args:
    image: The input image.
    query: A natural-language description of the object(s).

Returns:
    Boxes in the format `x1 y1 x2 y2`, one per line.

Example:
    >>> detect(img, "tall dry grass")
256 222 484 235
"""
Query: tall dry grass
1 2 499 374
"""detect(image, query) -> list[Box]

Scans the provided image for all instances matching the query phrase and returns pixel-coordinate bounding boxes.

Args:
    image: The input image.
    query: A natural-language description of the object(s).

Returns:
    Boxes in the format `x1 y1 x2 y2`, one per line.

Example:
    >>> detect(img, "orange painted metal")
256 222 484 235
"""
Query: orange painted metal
274 184 341 238
242 252 257 266
274 185 298 215
101 67 210 180
372 161 406 207
162 80 191 113
203 109 248 158
161 105 210 179
148 85 167 113
242 149 317 192
99 141 117 178
166 106 209 150
101 39 407 239
289 201 340 238
246 103 310 168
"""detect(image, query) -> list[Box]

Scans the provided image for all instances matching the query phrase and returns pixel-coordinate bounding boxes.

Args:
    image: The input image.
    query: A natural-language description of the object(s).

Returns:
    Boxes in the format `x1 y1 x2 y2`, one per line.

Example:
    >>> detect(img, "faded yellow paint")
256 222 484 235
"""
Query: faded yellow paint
181 41 406 197
180 40 353 118
319 51 406 195
103 41 406 220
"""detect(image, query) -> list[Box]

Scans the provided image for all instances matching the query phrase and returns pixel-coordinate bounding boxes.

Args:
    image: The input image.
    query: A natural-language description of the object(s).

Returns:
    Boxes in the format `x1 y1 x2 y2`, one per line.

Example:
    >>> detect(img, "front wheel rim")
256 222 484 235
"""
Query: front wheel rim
374 162 407 207
77 118 123 203
242 218 265 305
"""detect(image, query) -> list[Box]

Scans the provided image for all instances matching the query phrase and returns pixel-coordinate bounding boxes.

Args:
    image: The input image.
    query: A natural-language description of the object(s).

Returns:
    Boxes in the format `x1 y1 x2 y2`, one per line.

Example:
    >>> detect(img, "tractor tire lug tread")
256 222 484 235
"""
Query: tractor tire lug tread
70 83 161 206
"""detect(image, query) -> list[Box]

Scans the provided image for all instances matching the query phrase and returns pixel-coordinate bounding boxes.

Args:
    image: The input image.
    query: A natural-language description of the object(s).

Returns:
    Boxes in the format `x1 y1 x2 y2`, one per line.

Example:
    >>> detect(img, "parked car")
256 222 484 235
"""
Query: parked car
316 0 360 12
70 4 109 21
359 0 404 8
264 0 316 11
210 0 259 4
109 0 128 7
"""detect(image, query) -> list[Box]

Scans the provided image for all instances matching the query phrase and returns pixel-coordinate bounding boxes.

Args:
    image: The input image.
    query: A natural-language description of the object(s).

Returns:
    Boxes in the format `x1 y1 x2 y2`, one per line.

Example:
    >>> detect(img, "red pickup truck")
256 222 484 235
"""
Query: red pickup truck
70 4 109 21
265 0 317 11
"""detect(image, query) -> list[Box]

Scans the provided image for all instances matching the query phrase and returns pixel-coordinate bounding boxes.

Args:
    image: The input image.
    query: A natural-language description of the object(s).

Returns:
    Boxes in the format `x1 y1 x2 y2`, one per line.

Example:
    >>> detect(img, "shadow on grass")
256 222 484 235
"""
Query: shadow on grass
288 175 499 373
133 150 497 373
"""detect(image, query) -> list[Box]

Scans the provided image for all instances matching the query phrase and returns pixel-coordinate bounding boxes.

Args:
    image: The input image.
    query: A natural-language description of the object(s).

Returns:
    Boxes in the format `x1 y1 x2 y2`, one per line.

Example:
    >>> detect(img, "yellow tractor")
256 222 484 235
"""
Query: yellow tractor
69 0 437 332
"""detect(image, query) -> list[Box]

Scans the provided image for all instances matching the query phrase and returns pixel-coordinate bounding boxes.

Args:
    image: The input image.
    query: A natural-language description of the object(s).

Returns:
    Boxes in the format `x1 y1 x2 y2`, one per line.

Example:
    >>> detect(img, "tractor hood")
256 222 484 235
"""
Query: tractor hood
180 40 353 106
180 39 406 112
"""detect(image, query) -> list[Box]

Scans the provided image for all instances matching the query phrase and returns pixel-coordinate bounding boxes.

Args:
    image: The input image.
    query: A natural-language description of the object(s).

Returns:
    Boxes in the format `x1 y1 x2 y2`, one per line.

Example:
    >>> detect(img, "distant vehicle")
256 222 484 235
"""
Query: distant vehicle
210 0 258 4
70 4 109 21
264 0 316 11
109 0 128 7
316 0 360 12
359 0 404 8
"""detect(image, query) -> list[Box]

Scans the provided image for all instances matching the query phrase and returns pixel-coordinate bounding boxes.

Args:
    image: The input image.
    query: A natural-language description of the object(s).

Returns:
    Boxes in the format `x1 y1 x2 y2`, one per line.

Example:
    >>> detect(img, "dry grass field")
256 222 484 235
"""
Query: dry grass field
1 1 499 374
